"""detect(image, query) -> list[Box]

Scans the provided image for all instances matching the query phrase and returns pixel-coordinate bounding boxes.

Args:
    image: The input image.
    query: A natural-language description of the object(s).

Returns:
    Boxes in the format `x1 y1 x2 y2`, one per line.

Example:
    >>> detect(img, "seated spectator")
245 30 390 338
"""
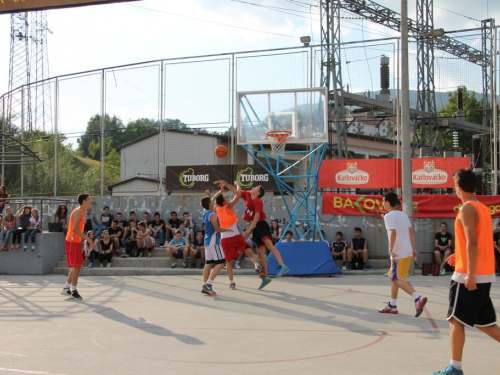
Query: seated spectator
135 221 154 258
494 222 500 276
123 220 138 256
167 229 189 268
83 230 99 268
98 230 114 267
115 212 128 232
178 222 190 239
166 211 183 241
149 212 165 246
182 212 195 242
347 227 369 271
331 231 347 270
281 230 295 243
142 212 150 225
243 221 257 249
54 204 69 234
190 230 205 269
316 230 329 245
93 206 114 237
121 210 136 241
434 222 453 276
16 205 32 251
24 208 41 254
0 185 10 214
84 207 99 232
270 219 283 244
108 220 124 256
1 206 17 251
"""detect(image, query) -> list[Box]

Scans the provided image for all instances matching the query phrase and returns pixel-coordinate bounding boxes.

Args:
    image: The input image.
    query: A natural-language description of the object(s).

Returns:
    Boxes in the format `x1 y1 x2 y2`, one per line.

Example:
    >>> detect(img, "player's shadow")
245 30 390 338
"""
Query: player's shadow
84 302 204 345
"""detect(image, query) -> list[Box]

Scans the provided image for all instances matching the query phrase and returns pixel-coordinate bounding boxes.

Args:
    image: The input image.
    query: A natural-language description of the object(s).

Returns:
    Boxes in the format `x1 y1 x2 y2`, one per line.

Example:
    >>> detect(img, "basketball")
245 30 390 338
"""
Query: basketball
215 145 228 158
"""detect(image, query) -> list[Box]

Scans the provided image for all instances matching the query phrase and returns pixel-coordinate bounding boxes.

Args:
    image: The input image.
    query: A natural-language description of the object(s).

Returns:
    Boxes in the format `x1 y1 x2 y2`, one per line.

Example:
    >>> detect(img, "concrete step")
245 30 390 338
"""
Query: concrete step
57 257 258 269
52 266 264 276
62 248 170 261
52 265 391 276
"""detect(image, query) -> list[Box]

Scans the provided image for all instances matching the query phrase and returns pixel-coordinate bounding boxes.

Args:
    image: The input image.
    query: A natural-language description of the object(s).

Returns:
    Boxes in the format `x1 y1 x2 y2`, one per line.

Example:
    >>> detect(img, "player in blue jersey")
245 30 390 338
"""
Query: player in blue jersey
200 193 232 296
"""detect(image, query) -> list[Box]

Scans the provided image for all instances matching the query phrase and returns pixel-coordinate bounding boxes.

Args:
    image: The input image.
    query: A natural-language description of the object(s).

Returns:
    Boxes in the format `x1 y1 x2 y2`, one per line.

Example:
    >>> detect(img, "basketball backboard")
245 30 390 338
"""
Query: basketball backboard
237 87 328 145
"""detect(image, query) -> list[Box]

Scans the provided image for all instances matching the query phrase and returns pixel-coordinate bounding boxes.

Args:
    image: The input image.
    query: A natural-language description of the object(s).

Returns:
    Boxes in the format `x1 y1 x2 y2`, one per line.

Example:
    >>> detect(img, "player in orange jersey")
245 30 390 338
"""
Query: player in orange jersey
61 194 95 300
432 169 500 375
213 180 261 289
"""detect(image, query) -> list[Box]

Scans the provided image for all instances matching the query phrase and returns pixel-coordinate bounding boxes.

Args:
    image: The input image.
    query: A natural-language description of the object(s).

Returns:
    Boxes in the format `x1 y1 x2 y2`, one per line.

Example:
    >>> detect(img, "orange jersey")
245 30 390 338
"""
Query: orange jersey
215 206 238 228
66 207 85 243
454 201 495 275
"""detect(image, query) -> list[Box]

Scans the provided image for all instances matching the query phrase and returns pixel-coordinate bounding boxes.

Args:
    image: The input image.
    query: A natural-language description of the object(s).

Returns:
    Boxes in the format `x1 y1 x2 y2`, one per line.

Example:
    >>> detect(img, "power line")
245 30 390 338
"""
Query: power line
127 3 298 39
434 4 481 26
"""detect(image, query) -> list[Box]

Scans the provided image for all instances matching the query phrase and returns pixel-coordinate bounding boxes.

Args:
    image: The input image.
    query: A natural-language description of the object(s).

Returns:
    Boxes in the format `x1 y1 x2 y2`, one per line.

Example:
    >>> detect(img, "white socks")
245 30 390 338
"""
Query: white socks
412 292 420 301
390 299 397 306
450 360 462 370
64 282 70 288
70 284 77 292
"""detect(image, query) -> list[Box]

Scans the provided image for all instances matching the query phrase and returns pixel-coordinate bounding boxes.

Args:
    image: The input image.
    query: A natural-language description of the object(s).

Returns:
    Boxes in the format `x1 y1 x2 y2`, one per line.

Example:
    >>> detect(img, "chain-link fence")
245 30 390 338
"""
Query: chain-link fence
0 26 498 196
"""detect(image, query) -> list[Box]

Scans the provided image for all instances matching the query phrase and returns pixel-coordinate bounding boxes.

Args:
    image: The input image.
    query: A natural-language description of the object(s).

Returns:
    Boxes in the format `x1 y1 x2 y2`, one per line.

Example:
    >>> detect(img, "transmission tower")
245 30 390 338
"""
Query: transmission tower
7 12 31 132
30 11 52 133
320 0 493 163
415 0 439 154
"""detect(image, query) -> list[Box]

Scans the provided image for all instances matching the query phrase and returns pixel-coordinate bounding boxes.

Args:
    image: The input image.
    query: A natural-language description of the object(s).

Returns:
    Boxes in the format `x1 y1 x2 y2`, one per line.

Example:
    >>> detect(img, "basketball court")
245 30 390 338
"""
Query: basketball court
0 274 498 375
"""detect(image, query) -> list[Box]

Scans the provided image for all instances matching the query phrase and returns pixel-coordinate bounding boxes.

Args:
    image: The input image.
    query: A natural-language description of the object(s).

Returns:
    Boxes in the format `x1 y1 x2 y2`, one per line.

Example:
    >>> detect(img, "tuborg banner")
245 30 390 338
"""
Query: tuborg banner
323 193 500 218
318 157 471 189
166 165 276 192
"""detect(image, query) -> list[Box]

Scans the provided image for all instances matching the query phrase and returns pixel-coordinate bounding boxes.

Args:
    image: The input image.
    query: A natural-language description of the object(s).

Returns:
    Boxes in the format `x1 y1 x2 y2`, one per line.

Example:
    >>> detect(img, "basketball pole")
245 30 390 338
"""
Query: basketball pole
242 142 327 242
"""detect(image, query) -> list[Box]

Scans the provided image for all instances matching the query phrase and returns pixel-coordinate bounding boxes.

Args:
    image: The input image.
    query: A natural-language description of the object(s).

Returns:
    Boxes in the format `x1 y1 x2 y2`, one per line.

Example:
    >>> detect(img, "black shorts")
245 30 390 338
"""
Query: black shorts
435 247 452 254
252 221 272 248
447 280 497 327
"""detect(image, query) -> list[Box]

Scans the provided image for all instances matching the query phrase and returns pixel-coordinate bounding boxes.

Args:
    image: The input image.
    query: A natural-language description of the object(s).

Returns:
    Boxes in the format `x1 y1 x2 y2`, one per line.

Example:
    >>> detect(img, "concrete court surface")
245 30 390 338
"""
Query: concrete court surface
0 274 499 375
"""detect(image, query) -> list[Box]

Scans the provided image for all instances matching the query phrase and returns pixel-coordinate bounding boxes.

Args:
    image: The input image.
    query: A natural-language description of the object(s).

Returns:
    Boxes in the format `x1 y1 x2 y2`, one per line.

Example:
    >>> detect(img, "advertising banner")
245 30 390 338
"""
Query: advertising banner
322 193 500 218
318 157 470 189
166 165 231 192
319 159 401 189
166 165 277 192
411 157 470 188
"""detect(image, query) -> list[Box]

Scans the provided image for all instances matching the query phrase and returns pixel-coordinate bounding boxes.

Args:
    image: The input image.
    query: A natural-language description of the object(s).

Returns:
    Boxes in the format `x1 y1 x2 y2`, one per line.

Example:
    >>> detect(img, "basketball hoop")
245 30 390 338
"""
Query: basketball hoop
266 130 291 157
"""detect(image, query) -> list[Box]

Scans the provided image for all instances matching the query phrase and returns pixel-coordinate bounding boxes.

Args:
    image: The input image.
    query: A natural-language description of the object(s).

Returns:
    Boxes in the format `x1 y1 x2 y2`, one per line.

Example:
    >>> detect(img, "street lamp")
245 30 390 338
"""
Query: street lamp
300 36 311 47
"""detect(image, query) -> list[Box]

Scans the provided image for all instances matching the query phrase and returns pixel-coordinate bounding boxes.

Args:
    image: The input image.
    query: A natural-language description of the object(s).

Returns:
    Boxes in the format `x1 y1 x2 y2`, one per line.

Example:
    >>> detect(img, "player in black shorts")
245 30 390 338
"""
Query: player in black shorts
240 185 289 290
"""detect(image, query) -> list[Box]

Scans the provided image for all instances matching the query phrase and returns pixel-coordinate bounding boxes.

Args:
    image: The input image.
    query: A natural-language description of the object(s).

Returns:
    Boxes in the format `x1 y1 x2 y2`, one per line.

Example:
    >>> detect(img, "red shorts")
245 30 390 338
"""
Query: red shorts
66 241 84 268
221 235 250 262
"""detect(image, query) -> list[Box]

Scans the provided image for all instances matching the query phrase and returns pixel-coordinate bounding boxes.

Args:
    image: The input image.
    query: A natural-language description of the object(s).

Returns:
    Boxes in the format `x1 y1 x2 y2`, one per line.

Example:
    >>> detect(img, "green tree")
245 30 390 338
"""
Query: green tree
439 85 483 125
121 118 158 144
437 85 482 154
78 114 125 160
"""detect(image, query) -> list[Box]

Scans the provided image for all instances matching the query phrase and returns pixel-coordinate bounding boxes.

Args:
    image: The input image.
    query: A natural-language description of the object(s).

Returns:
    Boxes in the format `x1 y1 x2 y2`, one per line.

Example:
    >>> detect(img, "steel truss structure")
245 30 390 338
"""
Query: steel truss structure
320 0 495 165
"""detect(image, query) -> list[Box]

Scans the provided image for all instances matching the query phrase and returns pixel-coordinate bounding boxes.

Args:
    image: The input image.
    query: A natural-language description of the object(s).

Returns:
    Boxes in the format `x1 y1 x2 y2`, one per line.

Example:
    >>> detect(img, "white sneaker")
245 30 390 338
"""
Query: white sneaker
236 262 242 269
341 265 347 270
106 263 111 268
440 268 446 276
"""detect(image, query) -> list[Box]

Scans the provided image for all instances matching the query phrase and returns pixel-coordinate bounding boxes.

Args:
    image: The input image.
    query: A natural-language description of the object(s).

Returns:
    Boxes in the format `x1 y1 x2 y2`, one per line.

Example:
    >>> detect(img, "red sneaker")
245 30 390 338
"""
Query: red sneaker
415 296 428 317
379 303 398 314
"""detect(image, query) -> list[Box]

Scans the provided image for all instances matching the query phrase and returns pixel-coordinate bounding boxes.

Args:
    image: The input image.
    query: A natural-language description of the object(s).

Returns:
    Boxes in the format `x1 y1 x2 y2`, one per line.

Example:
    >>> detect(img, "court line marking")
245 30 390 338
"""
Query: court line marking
0 368 67 375
90 327 387 364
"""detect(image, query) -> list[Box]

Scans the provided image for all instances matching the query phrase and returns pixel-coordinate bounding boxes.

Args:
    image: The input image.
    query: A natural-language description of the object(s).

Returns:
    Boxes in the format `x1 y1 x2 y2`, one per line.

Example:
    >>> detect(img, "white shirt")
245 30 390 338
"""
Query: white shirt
383 210 412 259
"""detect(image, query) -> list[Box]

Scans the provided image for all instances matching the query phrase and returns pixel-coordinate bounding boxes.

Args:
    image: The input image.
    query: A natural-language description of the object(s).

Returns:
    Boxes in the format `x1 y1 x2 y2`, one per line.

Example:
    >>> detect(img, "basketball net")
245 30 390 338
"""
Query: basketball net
266 130 291 157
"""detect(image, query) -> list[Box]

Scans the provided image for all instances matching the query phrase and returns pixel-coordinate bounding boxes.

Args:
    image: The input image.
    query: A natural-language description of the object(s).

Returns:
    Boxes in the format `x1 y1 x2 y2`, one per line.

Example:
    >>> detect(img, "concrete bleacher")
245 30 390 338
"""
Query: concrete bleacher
52 247 390 276
0 233 390 276
0 232 65 275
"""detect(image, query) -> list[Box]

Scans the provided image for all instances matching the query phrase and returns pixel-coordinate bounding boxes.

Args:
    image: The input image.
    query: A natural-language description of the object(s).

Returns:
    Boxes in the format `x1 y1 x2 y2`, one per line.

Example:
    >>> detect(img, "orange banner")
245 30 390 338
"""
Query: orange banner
322 193 500 218
319 159 401 189
319 157 470 189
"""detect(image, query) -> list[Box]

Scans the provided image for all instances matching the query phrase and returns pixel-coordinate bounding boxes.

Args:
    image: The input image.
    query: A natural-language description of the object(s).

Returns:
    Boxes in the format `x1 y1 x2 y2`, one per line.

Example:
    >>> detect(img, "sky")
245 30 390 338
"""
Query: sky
0 0 498 142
